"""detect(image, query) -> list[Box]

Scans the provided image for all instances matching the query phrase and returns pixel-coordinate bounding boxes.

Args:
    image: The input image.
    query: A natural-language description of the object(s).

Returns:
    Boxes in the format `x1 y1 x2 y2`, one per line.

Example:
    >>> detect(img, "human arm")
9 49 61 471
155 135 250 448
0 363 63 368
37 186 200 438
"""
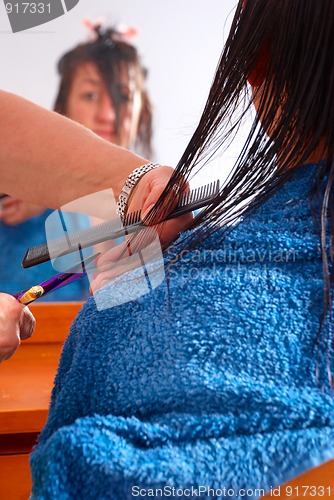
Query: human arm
0 90 189 245
0 91 190 241
0 293 35 362
0 90 169 207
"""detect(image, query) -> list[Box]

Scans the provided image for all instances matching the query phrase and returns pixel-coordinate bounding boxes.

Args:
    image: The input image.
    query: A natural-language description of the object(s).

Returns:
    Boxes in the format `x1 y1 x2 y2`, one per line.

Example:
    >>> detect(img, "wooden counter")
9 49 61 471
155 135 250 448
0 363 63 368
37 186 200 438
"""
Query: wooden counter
0 302 82 500
262 459 334 498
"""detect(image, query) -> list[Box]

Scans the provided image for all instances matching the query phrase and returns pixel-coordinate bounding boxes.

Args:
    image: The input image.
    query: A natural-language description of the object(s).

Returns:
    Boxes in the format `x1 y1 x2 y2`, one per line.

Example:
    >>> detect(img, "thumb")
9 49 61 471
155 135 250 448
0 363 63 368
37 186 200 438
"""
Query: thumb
19 307 36 340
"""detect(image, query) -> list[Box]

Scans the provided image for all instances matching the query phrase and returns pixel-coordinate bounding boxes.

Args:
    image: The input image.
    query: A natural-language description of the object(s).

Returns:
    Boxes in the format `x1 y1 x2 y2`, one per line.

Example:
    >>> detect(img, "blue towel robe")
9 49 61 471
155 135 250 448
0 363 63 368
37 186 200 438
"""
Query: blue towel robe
30 164 334 499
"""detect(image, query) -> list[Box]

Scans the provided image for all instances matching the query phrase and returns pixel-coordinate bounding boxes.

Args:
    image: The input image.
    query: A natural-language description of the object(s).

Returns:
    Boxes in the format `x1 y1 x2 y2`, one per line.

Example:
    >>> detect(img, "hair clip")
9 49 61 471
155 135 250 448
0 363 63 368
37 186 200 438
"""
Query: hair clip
82 17 138 45
82 17 105 41
111 24 138 44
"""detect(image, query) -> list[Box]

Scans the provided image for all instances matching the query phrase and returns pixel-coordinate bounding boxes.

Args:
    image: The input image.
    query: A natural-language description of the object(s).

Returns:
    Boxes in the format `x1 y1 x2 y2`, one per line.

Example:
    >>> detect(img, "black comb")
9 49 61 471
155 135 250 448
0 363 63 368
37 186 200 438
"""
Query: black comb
22 180 220 268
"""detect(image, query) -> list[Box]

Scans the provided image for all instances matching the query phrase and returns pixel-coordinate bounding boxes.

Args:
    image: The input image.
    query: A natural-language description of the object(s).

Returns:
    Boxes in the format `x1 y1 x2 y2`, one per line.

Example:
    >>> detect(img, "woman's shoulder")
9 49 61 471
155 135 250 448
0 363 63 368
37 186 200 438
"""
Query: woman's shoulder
73 162 322 323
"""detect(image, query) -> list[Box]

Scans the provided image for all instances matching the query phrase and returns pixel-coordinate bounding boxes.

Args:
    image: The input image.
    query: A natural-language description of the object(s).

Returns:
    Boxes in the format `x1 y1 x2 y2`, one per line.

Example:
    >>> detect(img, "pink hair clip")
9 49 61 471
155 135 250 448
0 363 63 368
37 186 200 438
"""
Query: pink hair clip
82 17 138 44
112 23 138 43
82 17 105 41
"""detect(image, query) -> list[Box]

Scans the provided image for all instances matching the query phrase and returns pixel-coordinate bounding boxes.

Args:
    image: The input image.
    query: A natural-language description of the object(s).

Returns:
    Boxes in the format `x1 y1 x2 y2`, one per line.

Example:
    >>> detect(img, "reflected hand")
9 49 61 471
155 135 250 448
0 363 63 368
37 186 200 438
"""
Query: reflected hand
0 197 45 225
0 293 35 362
89 166 192 294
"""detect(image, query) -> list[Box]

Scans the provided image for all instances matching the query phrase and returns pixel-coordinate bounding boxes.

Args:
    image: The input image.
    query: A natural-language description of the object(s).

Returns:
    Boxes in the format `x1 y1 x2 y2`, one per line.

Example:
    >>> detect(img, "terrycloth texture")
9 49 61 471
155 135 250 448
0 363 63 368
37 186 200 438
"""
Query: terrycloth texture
0 209 90 300
30 164 334 499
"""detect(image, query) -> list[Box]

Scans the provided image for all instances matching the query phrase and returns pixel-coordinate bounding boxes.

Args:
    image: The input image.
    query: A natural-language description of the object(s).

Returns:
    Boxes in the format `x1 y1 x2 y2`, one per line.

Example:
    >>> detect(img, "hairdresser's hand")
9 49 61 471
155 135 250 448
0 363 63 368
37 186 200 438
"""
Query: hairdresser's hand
89 167 192 294
89 227 158 294
0 197 45 225
127 165 192 247
0 293 35 362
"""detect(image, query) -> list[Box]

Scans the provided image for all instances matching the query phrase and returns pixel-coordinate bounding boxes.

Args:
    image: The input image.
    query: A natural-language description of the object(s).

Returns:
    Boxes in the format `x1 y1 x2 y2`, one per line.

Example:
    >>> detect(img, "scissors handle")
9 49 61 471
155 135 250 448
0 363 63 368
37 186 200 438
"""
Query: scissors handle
13 253 99 305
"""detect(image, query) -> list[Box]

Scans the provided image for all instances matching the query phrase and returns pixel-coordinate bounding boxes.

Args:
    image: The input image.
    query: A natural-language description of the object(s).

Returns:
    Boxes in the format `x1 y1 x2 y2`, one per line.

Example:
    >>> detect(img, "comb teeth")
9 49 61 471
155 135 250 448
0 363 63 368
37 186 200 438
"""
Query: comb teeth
22 217 128 268
178 190 188 206
166 180 220 219
180 180 219 206
23 243 50 268
22 180 220 268
124 209 141 227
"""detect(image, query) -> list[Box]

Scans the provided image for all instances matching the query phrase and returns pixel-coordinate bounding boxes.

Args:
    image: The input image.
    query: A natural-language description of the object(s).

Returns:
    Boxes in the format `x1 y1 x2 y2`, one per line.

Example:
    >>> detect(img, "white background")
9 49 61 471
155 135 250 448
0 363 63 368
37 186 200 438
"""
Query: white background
0 0 242 186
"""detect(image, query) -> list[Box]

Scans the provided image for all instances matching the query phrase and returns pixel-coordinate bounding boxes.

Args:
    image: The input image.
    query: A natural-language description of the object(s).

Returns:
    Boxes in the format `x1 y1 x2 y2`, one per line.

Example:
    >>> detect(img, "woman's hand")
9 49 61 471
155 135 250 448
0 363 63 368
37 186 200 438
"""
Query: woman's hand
0 197 45 225
0 293 35 362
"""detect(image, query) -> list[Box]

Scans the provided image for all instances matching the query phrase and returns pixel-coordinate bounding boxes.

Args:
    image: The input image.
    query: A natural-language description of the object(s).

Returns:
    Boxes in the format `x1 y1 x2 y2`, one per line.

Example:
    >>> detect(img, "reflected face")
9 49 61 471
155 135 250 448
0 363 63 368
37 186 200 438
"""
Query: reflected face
65 62 142 148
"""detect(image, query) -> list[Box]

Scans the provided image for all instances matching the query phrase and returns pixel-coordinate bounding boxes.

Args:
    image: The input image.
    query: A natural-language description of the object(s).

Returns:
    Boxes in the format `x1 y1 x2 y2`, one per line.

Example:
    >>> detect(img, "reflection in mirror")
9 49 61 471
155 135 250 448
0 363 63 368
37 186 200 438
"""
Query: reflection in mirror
0 0 239 300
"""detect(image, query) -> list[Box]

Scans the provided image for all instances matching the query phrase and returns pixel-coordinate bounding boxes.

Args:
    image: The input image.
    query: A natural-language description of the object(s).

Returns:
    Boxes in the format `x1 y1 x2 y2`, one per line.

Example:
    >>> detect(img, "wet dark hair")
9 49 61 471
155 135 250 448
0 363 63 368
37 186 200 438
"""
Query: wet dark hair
54 24 153 157
149 0 334 384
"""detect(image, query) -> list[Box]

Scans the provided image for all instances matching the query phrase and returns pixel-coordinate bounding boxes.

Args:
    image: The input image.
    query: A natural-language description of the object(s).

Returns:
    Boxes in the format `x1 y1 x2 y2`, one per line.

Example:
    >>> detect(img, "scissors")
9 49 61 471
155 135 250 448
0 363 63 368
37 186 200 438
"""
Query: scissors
13 253 99 305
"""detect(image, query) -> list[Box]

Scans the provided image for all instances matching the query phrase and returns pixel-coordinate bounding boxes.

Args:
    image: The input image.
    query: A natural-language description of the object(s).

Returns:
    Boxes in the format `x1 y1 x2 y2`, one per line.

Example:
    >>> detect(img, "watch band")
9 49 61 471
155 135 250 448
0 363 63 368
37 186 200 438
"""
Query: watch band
116 162 161 221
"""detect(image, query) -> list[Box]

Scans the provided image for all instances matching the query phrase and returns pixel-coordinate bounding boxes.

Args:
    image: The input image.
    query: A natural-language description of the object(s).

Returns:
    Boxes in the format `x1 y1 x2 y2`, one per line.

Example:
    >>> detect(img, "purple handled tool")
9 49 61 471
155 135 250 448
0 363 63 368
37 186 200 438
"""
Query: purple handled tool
13 253 99 305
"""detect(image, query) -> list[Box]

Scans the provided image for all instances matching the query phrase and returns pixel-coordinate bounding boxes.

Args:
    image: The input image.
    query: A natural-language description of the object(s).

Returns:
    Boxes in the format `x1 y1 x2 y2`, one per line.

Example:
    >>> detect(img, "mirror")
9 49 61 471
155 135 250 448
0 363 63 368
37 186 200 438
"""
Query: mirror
0 0 237 166
0 0 239 300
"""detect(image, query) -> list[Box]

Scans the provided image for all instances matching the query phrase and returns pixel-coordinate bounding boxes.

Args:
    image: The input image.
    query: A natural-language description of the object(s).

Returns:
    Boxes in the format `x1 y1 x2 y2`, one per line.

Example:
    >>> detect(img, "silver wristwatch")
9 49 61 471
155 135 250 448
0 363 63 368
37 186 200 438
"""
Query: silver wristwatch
116 162 160 221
